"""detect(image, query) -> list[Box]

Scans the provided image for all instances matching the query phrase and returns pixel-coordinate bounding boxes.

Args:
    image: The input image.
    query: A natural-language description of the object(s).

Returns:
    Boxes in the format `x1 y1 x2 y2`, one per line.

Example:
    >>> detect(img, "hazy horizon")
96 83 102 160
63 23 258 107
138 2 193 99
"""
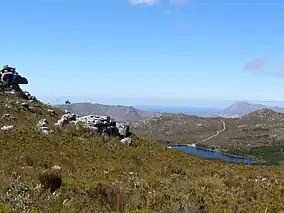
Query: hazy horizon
38 95 284 109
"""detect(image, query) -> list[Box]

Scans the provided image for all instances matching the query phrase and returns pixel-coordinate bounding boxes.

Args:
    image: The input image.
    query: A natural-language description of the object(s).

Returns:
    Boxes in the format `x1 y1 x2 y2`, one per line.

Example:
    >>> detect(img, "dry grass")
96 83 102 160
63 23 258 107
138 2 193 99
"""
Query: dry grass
1 93 284 212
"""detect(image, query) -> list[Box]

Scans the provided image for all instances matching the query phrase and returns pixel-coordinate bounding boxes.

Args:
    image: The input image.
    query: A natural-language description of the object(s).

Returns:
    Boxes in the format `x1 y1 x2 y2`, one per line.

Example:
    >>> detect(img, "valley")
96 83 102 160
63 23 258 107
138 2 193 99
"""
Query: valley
131 109 284 166
57 101 284 166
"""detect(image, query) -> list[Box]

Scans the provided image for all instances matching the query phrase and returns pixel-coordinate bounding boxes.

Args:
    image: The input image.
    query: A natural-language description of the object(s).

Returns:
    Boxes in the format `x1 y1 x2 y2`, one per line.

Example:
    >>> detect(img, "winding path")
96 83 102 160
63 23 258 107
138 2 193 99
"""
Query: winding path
197 119 226 144
170 119 227 147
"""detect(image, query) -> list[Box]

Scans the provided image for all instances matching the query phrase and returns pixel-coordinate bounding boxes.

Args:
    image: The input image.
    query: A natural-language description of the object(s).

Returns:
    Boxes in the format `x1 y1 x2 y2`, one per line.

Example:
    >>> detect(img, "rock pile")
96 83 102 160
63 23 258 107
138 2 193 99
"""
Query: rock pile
0 125 14 131
55 112 132 143
2 113 15 120
0 65 36 100
37 119 53 134
55 112 77 127
76 114 131 138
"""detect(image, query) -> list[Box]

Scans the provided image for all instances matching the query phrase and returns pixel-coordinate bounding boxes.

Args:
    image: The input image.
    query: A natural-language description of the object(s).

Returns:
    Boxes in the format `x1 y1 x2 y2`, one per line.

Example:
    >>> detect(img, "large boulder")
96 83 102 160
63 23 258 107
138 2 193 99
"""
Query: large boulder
0 125 14 131
55 113 132 141
0 66 28 87
120 137 132 145
55 112 77 127
37 119 53 134
0 65 35 101
117 123 131 138
11 74 28 85
76 115 111 127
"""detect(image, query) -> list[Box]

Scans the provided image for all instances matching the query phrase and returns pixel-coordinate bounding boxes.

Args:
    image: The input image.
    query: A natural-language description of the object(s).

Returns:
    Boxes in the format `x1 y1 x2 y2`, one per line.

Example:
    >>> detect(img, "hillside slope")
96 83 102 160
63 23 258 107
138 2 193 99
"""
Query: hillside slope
132 108 284 165
1 67 284 212
57 102 161 122
131 113 224 144
131 109 284 147
1 94 284 212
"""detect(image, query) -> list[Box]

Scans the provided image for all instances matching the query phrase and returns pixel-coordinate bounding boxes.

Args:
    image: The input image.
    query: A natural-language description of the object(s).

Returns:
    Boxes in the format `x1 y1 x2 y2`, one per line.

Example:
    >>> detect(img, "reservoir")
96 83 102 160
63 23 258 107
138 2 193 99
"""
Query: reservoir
170 145 255 164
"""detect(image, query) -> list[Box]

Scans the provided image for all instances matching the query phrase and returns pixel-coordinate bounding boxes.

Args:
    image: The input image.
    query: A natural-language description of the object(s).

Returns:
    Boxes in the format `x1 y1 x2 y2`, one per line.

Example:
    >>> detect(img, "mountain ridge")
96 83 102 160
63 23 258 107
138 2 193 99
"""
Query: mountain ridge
56 100 284 121
218 101 284 118
57 102 162 122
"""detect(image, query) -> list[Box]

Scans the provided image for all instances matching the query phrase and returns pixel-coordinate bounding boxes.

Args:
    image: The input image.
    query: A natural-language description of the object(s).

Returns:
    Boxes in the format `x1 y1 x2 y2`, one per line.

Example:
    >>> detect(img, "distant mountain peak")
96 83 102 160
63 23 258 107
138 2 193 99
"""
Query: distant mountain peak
220 101 267 118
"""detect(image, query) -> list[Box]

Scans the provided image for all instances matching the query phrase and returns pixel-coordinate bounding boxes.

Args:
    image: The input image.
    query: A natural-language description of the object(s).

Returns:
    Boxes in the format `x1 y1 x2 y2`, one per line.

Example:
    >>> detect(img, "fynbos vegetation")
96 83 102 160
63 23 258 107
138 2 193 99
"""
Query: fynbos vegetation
1 66 284 212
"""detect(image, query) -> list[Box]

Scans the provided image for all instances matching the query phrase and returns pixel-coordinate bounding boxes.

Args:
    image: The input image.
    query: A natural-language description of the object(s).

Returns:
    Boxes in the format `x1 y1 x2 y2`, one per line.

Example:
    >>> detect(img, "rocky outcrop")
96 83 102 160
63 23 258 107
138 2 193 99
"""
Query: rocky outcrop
0 65 133 144
2 113 15 120
76 114 132 139
55 112 77 127
55 112 132 143
0 125 14 131
0 65 36 100
120 137 132 145
37 119 53 134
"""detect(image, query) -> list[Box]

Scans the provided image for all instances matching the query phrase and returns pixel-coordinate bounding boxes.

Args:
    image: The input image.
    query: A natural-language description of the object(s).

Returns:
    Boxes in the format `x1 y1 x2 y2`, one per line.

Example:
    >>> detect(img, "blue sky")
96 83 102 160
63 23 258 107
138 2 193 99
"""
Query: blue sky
0 0 284 107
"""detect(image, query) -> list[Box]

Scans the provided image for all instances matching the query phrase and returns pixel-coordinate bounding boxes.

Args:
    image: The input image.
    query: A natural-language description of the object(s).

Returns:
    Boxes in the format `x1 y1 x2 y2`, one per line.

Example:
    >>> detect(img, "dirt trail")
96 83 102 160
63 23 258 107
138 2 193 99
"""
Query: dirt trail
197 119 226 144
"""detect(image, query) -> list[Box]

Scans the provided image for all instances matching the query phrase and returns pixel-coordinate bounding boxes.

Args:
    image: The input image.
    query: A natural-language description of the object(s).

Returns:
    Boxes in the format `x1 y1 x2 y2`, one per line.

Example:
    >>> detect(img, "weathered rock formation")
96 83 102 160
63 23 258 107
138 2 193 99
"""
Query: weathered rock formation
0 65 133 144
0 125 14 131
55 112 77 127
37 119 53 134
55 111 132 143
0 65 36 100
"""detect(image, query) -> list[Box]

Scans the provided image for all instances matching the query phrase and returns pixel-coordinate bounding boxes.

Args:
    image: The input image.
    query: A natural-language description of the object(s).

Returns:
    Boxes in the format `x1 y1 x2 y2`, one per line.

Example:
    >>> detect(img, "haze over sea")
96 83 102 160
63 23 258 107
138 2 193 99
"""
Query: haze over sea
135 105 222 116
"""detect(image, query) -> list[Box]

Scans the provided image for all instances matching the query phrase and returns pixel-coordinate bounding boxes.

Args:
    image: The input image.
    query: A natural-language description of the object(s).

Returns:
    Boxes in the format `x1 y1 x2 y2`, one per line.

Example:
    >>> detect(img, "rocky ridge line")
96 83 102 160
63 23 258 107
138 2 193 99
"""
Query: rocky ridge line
0 65 133 145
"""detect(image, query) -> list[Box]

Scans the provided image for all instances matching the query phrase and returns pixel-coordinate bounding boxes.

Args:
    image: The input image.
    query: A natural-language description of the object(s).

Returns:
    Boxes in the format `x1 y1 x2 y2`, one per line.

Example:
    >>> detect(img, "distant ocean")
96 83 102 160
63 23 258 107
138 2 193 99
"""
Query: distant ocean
135 106 222 117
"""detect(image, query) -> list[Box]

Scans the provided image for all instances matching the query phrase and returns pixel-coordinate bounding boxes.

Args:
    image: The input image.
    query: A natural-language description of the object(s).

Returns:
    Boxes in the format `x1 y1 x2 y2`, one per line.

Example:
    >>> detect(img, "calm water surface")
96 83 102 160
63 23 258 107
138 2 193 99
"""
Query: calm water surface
170 145 255 164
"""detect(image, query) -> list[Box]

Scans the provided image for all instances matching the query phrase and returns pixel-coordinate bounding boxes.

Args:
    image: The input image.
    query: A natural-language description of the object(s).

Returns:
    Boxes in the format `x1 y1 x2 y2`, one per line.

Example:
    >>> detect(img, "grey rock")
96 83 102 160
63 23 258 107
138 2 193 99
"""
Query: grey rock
76 115 110 127
23 91 37 101
76 115 121 137
37 119 48 128
117 123 130 138
11 75 28 85
51 165 61 171
85 126 99 134
47 109 56 116
120 137 132 145
55 113 77 127
0 125 14 131
0 65 37 101
56 113 132 141
2 113 13 119
5 90 16 95
0 66 28 87
20 102 29 108
1 72 14 86
37 119 53 134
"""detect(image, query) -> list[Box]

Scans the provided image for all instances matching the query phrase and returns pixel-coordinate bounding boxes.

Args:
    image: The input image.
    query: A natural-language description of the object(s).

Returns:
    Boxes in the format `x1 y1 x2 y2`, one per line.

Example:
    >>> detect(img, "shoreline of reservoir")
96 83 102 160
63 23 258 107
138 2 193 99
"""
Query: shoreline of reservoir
169 144 256 164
